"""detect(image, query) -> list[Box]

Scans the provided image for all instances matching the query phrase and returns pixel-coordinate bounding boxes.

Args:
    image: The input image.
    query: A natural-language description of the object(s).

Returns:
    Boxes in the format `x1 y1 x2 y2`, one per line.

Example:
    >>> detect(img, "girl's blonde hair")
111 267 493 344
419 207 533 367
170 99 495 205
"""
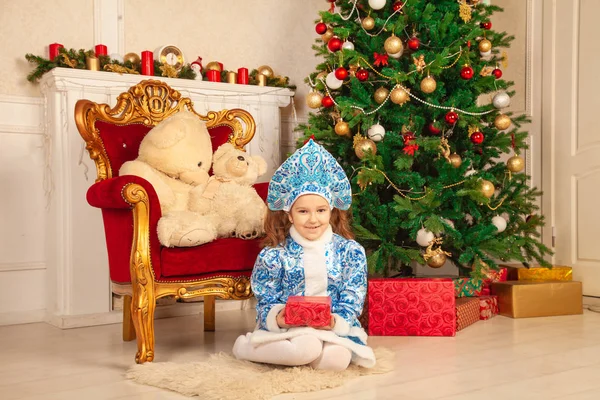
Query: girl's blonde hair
262 208 354 248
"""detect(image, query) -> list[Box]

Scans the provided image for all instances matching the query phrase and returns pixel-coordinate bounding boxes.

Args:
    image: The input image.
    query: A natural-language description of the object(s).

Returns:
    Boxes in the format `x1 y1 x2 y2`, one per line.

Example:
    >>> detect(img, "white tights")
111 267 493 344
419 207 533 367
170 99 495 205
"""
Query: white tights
232 333 352 371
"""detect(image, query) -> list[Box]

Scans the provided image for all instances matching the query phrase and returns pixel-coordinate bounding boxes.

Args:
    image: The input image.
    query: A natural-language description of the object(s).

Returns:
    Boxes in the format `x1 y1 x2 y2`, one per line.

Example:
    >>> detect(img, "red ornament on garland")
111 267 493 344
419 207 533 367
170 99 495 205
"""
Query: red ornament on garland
315 22 327 35
460 65 474 80
445 111 459 124
403 131 415 144
327 37 343 52
322 96 334 108
407 37 420 51
481 21 492 30
470 131 485 144
492 68 503 79
335 67 348 80
356 68 369 81
428 121 442 135
392 1 404 11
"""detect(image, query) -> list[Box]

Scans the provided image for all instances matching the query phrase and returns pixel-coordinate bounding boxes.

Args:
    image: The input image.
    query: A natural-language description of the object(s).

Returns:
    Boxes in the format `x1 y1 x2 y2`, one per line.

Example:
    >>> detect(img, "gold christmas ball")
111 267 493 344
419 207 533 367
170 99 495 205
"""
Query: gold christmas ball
449 153 462 168
390 87 410 105
205 61 222 71
123 52 140 66
507 155 525 173
494 114 512 130
374 87 389 104
306 91 323 109
355 138 378 159
257 65 274 78
480 179 495 198
322 28 334 42
384 35 403 54
335 120 350 136
478 39 492 53
420 76 437 94
427 253 447 268
362 16 375 30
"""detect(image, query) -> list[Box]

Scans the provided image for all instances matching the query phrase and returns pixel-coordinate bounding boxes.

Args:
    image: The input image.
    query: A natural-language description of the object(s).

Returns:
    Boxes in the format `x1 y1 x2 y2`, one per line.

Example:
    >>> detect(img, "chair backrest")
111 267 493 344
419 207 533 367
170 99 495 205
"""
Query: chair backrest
75 79 256 181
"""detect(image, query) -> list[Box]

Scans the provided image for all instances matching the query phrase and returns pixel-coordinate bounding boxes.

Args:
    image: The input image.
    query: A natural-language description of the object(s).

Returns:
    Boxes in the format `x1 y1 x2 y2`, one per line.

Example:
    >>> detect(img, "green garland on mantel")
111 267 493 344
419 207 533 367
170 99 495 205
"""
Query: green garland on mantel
25 47 295 90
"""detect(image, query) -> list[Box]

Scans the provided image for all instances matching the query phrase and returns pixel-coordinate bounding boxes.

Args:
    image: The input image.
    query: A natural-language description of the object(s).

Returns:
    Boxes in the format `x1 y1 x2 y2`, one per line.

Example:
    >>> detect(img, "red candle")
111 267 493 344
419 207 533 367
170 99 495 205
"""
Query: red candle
49 43 63 61
141 51 154 76
237 67 249 84
206 70 221 82
95 44 108 57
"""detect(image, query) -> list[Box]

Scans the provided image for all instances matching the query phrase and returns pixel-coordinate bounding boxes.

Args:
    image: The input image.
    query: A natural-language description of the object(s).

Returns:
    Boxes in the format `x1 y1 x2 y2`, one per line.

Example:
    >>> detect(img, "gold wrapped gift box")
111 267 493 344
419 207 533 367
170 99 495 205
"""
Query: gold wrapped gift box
491 281 583 318
499 264 572 281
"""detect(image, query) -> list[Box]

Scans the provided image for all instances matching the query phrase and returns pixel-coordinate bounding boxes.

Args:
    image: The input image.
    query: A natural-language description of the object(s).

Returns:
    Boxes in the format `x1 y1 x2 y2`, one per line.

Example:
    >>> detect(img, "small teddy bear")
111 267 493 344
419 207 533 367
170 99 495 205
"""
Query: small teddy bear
189 143 267 239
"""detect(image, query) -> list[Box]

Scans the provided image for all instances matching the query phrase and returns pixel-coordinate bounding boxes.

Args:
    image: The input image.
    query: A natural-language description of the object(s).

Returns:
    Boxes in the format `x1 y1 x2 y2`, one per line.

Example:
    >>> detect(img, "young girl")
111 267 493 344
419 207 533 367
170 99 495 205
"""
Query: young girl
232 139 375 371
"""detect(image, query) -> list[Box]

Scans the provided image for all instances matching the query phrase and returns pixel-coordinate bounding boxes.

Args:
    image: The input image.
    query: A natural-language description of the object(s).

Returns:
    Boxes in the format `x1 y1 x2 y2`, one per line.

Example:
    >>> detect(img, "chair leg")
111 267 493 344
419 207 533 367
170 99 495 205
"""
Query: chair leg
204 295 216 332
122 295 136 341
131 286 156 364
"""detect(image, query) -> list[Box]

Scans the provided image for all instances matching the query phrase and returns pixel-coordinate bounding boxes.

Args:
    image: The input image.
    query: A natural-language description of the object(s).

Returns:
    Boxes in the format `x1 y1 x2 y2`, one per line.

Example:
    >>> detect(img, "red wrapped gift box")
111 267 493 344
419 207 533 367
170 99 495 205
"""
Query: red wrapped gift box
456 298 480 331
367 278 456 336
284 296 331 327
480 267 508 296
479 295 499 320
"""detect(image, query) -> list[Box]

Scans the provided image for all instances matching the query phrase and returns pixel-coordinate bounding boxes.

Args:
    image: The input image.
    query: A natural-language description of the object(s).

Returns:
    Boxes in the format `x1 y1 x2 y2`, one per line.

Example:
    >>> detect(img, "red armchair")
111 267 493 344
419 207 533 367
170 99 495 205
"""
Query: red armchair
74 80 266 363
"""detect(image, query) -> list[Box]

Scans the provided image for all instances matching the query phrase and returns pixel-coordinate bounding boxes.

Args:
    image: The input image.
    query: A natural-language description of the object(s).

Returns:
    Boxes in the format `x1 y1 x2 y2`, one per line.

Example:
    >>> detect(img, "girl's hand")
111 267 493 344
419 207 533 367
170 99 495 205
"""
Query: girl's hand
276 308 292 329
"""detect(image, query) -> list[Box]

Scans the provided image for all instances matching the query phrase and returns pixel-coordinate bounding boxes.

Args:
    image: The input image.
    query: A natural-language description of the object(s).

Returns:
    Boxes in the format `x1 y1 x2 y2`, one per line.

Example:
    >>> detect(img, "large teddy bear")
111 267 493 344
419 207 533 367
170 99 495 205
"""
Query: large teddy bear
189 143 267 239
119 111 218 247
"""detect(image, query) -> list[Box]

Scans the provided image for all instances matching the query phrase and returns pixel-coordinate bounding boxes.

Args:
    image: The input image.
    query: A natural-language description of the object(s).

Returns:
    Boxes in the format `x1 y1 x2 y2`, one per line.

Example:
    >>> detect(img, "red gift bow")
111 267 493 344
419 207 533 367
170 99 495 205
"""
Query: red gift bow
403 144 419 155
373 52 389 67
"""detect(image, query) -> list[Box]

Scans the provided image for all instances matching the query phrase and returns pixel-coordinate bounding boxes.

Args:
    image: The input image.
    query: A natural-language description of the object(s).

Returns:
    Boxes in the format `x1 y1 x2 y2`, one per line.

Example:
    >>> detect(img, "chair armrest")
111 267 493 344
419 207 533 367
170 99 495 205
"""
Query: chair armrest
253 182 269 202
86 175 161 212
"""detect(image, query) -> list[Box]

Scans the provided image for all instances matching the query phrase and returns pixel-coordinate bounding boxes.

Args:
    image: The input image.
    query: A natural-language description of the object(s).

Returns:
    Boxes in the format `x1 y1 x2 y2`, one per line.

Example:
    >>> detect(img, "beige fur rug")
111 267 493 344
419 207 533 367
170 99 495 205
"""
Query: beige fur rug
126 347 394 399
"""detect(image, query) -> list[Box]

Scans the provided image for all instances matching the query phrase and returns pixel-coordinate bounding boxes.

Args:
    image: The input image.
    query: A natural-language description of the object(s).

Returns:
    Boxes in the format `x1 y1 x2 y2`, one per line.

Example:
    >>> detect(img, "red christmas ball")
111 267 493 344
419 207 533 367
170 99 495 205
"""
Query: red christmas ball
327 37 342 52
322 96 334 108
403 131 415 143
407 37 420 51
492 68 503 79
445 111 458 124
327 0 336 2
356 68 369 81
460 65 474 80
428 121 441 135
335 67 348 80
315 22 327 35
481 21 492 30
392 1 404 11
470 131 484 144
466 40 471 48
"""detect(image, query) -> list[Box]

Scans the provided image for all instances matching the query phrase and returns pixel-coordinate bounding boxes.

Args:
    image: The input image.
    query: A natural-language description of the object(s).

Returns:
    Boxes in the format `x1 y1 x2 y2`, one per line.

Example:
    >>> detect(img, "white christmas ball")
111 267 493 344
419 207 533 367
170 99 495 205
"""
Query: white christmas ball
492 216 507 232
110 53 123 63
367 124 386 142
388 49 403 59
480 50 492 59
416 228 435 247
342 41 355 51
492 92 511 109
368 0 387 10
465 169 477 177
442 218 455 229
326 72 343 90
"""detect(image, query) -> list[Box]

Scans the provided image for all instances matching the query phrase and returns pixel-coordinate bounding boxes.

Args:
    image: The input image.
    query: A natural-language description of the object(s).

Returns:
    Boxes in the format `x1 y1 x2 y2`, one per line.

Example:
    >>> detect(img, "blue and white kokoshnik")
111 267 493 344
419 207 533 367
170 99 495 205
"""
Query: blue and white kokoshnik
267 139 352 211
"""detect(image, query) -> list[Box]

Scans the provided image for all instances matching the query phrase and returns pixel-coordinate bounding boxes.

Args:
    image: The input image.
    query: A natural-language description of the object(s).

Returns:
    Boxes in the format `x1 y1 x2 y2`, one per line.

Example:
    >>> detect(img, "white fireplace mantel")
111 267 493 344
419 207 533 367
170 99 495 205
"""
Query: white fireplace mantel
39 68 294 327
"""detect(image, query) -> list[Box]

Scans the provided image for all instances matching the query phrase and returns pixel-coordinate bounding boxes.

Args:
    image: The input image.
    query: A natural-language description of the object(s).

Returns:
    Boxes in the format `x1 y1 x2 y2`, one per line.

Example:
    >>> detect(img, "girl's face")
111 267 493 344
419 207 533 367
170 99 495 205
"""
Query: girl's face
288 194 331 241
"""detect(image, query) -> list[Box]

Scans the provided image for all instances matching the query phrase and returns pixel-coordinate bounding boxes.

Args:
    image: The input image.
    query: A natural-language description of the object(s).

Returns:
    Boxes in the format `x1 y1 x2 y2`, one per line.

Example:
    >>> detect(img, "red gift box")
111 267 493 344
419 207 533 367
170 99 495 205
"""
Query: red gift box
284 296 331 327
481 267 508 296
367 278 456 336
456 298 480 331
479 295 499 320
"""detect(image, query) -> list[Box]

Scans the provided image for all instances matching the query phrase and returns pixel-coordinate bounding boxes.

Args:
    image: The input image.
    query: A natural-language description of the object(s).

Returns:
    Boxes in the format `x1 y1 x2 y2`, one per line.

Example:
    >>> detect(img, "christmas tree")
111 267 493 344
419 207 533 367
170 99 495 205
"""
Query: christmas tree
298 0 551 278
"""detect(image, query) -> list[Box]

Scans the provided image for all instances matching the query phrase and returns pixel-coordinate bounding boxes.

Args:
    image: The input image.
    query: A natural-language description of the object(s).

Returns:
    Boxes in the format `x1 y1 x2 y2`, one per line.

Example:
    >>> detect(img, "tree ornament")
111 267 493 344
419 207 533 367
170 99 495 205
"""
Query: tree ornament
494 114 511 130
373 52 389 67
416 228 435 247
335 119 350 136
124 52 141 66
321 95 334 108
413 55 426 72
478 39 492 53
348 63 359 77
492 92 511 108
342 41 355 51
326 72 343 89
459 1 472 22
354 135 377 159
481 21 492 30
374 87 389 104
445 111 458 124
362 16 375 30
392 1 404 12
357 170 372 191
390 86 410 105
460 65 474 80
322 28 334 43
384 34 403 55
492 215 507 233
356 68 369 81
428 121 442 134
306 91 323 109
423 237 452 268
315 22 328 35
335 67 348 80
327 37 343 52
368 0 386 10
449 153 462 168
367 124 386 142
205 61 222 71
407 36 420 51
470 131 484 145
426 253 448 268
420 76 437 93
388 49 403 59
480 180 495 198
492 68 503 79
480 49 492 58
507 155 525 172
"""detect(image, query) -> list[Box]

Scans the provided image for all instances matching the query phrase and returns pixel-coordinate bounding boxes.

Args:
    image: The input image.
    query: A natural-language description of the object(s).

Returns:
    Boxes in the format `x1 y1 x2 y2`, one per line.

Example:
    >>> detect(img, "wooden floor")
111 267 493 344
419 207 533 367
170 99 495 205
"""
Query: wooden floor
1 303 599 400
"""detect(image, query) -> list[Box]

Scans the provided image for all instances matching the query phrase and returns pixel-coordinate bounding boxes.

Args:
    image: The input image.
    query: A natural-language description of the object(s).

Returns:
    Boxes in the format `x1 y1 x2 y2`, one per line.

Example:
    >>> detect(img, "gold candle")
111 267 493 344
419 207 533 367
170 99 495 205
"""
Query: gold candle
226 71 237 84
257 73 267 86
86 56 100 71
